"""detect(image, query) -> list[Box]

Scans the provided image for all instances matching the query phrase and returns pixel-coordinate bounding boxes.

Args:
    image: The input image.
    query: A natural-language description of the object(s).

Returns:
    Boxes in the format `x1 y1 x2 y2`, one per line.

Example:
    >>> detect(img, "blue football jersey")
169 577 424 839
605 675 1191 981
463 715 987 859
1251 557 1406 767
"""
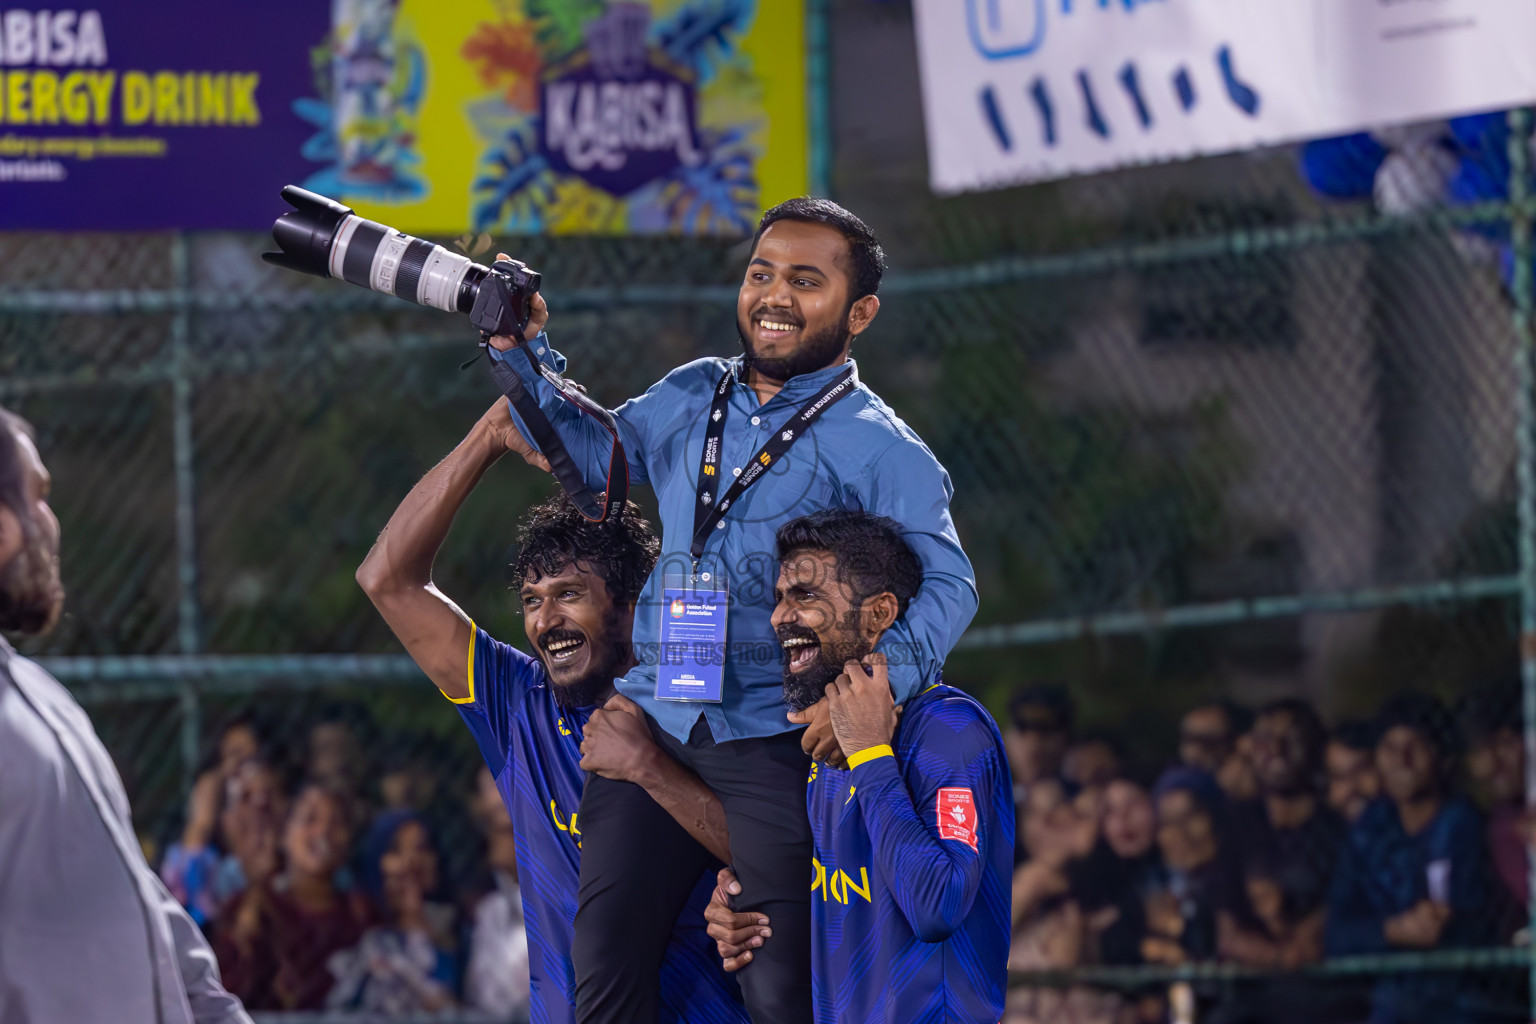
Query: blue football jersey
450 625 748 1024
807 683 1012 1024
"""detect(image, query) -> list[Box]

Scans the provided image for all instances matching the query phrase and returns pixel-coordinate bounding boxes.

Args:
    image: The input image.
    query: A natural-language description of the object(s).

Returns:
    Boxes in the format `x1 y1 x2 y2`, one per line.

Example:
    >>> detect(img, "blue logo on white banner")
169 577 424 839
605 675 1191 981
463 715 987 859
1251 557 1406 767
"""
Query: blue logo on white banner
968 0 1046 60
915 0 1536 194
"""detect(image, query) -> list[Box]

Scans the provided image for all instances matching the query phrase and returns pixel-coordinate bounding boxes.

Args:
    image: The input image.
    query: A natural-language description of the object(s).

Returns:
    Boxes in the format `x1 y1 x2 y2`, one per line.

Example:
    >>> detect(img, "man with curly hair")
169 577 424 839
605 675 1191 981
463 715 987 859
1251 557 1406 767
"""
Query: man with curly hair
357 398 747 1024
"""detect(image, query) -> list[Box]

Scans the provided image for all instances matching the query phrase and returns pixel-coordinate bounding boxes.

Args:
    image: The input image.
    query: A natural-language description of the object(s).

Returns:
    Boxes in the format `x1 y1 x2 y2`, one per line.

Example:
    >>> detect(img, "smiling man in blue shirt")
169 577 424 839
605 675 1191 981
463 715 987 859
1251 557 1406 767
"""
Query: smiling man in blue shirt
487 198 978 1024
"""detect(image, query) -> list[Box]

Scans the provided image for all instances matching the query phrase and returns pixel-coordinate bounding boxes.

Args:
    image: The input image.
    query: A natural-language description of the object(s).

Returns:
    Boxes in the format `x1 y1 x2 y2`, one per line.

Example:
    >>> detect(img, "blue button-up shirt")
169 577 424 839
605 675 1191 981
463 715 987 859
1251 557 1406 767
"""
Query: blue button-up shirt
495 337 977 743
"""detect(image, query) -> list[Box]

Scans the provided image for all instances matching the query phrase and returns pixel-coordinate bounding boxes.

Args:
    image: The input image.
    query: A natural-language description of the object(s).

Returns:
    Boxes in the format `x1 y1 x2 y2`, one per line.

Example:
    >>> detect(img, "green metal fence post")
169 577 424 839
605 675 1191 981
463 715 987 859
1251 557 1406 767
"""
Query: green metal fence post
806 0 832 198
1506 106 1536 1013
170 234 202 792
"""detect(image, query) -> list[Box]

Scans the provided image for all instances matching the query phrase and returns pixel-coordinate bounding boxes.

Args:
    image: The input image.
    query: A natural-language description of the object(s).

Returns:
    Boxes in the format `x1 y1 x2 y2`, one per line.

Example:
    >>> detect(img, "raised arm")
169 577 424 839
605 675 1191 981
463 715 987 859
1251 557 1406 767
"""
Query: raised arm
355 399 549 697
859 438 978 704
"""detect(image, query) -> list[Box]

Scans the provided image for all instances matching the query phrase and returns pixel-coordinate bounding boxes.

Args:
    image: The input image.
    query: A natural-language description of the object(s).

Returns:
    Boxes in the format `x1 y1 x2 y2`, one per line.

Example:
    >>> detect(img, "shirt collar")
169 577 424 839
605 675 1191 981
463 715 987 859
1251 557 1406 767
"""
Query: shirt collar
729 356 860 404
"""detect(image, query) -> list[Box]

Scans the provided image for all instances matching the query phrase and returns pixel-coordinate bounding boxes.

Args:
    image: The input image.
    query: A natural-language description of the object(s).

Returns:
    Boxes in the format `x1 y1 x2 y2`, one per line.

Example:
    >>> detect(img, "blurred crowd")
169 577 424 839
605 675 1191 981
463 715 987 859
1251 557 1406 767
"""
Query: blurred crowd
1001 681 1530 1024
155 703 530 1020
153 681 1533 1024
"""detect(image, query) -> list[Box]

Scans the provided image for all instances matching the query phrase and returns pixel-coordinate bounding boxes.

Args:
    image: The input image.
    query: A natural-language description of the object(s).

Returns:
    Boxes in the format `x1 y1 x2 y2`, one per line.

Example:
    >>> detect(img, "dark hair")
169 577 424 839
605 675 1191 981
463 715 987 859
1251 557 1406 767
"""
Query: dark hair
220 709 268 746
197 709 273 774
1330 718 1378 754
310 698 376 742
1069 730 1125 758
1375 692 1459 762
1008 683 1075 734
1458 677 1520 744
1107 762 1161 791
752 197 887 300
513 495 659 604
288 776 360 834
1257 697 1327 777
1189 698 1254 738
358 809 445 910
1152 765 1228 826
774 509 921 616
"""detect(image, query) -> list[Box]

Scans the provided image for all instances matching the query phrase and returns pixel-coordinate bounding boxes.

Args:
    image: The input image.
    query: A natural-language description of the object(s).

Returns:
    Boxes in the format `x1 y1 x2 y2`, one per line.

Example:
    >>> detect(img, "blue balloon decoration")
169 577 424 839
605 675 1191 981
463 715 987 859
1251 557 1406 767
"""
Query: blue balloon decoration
1448 112 1509 168
1293 109 1536 292
1298 133 1387 200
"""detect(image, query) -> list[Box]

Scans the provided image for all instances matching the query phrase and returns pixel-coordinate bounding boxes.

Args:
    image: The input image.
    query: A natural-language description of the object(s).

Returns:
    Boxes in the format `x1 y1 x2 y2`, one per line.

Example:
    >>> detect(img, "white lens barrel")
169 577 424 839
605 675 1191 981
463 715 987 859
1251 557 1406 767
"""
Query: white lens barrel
414 247 475 313
328 216 474 314
370 231 414 296
327 214 366 281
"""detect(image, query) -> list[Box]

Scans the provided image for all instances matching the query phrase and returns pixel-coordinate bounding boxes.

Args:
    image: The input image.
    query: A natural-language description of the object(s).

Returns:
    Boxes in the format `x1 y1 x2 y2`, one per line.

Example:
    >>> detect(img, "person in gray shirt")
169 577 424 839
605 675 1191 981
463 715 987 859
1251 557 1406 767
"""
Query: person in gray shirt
0 403 252 1024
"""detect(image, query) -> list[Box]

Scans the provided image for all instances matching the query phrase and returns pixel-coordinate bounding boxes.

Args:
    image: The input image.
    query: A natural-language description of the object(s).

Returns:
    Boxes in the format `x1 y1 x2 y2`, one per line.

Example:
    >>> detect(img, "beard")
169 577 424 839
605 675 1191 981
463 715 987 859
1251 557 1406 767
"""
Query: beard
550 665 618 710
778 623 875 713
737 309 851 383
0 535 63 636
538 618 628 710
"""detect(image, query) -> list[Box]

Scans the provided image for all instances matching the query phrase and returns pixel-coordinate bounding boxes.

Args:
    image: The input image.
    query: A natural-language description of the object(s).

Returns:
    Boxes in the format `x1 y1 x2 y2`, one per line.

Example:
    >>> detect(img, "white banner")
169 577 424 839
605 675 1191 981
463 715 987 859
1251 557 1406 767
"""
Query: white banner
912 0 1536 194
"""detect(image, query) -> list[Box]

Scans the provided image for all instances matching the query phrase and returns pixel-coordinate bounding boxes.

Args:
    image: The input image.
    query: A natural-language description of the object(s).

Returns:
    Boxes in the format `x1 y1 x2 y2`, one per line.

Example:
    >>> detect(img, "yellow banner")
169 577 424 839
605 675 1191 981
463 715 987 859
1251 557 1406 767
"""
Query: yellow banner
309 0 806 236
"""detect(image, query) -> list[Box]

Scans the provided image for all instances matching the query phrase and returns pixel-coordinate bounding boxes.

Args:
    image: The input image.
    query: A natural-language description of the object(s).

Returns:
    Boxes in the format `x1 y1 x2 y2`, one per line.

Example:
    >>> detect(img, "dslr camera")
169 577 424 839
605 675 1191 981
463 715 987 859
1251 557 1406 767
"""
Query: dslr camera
262 185 542 340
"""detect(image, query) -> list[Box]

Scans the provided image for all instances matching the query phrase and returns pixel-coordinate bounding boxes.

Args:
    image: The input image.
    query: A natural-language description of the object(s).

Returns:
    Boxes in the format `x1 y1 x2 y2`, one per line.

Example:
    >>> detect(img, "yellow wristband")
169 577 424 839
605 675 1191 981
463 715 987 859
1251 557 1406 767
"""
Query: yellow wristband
846 744 894 769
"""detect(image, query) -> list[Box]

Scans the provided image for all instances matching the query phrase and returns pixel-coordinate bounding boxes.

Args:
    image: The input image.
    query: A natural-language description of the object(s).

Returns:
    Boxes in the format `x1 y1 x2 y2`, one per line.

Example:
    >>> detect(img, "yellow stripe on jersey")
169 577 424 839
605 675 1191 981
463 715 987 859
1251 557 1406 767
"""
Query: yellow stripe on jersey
438 620 478 705
846 744 894 769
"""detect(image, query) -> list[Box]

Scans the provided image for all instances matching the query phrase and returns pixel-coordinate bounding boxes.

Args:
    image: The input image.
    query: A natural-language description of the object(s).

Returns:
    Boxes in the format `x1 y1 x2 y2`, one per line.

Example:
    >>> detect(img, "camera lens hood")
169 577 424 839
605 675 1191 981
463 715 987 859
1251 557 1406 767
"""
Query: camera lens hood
262 185 355 279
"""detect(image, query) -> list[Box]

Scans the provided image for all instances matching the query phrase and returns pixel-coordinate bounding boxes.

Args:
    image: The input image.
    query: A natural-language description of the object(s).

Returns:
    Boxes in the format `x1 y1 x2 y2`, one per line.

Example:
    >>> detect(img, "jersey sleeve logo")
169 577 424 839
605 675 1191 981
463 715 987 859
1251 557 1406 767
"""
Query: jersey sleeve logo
936 787 978 851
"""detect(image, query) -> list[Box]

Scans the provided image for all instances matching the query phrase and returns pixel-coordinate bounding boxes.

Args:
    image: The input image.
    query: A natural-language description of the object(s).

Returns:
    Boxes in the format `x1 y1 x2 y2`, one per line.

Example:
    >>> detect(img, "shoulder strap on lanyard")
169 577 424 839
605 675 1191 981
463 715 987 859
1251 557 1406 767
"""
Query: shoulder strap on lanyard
690 364 857 561
481 344 629 524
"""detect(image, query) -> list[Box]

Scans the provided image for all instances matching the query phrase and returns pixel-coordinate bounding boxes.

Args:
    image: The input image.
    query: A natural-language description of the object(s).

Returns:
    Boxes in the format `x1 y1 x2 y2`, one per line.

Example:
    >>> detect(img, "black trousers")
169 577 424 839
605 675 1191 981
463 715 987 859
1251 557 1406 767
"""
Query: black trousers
572 715 814 1024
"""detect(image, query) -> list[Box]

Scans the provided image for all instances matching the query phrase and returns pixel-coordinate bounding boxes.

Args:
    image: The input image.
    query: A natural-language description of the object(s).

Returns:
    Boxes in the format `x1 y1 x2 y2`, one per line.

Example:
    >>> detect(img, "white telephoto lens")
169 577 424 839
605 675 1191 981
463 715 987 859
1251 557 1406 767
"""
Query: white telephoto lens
416 248 475 313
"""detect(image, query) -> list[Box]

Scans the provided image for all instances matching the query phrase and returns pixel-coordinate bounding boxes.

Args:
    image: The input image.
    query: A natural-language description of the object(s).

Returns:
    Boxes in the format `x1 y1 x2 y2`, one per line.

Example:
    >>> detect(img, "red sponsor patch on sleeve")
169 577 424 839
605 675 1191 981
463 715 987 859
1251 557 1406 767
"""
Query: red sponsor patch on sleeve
935 787 978 850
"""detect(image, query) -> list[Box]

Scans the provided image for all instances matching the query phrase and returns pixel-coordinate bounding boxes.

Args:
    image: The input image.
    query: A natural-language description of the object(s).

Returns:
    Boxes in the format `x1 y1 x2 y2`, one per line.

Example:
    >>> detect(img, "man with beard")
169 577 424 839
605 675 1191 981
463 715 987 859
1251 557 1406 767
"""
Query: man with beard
0 405 252 1024
486 197 976 1024
708 510 1010 1023
1227 699 1343 967
355 397 747 1024
1223 700 1362 1024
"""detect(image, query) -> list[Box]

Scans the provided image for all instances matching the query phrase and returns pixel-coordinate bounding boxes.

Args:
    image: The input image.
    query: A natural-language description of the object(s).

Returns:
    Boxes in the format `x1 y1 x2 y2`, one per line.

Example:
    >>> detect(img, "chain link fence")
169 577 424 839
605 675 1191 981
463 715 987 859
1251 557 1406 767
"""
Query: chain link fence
3 1 1535 1021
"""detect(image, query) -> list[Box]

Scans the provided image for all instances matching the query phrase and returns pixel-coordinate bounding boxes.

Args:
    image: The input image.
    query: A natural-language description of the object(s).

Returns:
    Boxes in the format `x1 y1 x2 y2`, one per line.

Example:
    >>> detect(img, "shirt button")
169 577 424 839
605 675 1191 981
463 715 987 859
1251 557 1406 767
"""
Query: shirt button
732 467 742 477
716 521 727 530
750 416 761 426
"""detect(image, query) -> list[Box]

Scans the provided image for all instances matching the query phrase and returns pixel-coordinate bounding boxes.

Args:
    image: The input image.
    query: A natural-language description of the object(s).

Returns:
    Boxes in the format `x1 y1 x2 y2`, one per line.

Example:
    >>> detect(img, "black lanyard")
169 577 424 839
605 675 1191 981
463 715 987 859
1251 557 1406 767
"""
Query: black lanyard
690 364 858 563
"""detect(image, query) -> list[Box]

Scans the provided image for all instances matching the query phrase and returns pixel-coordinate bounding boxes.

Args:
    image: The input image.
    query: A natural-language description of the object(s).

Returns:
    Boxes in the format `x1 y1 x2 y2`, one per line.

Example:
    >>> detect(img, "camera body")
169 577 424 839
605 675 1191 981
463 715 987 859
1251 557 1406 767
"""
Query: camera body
263 185 542 340
469 259 541 341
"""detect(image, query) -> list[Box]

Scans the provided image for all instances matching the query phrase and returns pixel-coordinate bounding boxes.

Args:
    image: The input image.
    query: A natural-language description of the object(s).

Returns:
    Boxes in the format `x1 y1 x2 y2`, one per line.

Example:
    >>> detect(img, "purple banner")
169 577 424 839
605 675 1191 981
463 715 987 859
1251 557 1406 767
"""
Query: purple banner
0 3 329 230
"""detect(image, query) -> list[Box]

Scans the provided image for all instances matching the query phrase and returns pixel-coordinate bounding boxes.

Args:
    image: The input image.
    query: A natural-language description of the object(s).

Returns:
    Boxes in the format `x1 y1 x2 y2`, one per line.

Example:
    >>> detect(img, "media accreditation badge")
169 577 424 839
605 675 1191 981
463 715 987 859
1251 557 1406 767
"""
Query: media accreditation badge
656 571 728 702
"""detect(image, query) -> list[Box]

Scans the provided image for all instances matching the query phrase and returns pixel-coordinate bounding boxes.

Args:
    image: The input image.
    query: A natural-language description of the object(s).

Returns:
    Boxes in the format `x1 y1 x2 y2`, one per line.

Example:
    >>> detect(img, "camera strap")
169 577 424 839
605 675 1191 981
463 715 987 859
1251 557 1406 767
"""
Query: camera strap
481 345 629 524
690 363 857 563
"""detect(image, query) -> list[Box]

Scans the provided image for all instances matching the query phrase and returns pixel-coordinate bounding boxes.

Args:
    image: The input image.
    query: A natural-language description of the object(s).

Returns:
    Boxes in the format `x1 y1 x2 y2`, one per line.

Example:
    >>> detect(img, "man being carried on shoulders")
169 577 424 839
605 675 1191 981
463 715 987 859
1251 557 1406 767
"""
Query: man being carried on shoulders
485 197 977 1024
